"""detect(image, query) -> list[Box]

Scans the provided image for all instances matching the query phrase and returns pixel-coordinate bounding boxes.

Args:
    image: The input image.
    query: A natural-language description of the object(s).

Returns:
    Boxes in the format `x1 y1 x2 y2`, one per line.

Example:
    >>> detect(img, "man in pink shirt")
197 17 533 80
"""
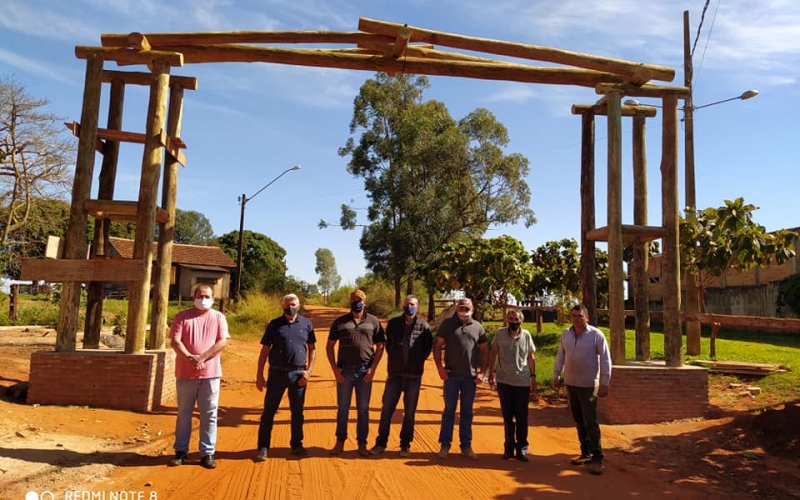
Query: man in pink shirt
168 284 230 469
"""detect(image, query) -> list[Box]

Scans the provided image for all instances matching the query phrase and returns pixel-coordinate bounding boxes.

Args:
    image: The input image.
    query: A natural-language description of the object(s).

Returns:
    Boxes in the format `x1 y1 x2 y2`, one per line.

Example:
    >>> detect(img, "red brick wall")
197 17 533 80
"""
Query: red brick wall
598 363 708 424
28 349 176 412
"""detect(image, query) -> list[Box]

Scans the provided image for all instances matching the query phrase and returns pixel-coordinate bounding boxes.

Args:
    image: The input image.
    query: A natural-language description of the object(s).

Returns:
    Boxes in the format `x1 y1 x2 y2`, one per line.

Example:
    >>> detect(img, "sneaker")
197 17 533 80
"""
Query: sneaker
330 440 345 455
570 454 592 466
461 448 478 460
399 447 410 457
357 444 370 457
516 453 530 462
438 445 450 459
168 451 187 466
255 448 268 462
587 461 603 475
369 445 386 456
291 446 310 457
200 454 217 470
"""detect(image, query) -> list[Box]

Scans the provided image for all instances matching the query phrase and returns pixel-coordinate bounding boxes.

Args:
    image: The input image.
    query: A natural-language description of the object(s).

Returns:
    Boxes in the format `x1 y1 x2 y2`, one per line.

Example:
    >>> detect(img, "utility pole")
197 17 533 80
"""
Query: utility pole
684 10 702 355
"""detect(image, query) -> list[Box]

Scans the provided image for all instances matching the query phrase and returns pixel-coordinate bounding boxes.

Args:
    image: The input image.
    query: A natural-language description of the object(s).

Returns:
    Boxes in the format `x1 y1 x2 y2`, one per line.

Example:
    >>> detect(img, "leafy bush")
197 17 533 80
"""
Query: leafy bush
777 273 800 315
226 292 284 340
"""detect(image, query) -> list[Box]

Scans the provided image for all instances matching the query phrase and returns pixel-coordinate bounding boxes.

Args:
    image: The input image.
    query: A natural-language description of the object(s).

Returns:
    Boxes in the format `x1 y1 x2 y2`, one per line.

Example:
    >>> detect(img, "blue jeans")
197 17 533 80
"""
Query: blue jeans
174 378 221 456
374 375 422 448
567 385 603 462
497 382 530 455
335 365 372 445
257 369 307 450
438 375 476 450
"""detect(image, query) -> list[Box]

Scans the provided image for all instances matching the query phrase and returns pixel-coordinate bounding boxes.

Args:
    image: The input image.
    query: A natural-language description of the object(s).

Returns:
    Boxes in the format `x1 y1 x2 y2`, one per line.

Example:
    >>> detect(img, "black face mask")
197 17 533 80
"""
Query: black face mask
284 306 299 316
351 301 365 313
508 322 521 332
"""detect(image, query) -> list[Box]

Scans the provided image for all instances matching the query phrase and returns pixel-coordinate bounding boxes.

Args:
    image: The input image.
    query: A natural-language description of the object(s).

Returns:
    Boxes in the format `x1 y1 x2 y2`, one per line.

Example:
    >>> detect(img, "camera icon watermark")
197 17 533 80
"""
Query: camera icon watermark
25 492 55 500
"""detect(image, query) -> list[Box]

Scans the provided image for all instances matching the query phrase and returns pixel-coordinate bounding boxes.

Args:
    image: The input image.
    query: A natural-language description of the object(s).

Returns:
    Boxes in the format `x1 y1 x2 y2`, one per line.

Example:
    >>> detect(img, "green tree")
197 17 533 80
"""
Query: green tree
333 73 535 308
431 235 532 320
0 78 74 254
0 198 70 277
526 239 611 308
680 197 796 312
314 248 341 302
217 230 288 294
173 208 215 245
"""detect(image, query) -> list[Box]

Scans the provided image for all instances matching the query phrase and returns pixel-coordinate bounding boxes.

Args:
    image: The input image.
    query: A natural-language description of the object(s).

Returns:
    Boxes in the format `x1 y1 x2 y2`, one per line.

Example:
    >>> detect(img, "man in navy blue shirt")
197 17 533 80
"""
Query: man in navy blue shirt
255 293 316 460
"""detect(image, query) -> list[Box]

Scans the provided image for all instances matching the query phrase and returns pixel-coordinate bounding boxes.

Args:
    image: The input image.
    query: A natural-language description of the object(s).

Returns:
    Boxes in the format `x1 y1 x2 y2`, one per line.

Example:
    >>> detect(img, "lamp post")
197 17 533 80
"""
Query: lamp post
234 165 301 300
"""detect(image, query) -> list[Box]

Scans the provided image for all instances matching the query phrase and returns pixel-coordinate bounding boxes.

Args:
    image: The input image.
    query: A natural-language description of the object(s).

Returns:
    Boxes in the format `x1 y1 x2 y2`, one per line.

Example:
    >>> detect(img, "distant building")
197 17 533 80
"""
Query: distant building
108 238 235 300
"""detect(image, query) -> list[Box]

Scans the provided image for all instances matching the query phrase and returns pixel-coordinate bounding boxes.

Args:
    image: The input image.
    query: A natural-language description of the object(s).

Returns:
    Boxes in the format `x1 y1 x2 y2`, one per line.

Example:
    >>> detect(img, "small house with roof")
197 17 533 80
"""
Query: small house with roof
108 237 235 300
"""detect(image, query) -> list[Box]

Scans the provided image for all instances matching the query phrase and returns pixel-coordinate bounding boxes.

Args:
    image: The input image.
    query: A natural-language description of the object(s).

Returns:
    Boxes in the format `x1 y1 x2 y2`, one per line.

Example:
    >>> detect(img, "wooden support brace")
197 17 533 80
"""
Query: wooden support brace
393 25 411 58
596 82 691 98
571 104 657 117
85 199 171 224
586 224 667 244
75 46 184 67
102 70 198 90
20 258 146 282
65 122 186 166
128 32 151 51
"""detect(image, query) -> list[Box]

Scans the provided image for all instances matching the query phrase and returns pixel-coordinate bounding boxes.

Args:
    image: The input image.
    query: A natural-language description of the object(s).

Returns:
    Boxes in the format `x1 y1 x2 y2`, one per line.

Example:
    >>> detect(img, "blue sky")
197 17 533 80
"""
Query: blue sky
1 0 798 287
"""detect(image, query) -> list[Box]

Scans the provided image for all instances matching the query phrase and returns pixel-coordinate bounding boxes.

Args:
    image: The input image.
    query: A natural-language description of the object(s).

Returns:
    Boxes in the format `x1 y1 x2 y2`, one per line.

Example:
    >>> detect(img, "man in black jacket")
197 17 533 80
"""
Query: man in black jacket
369 295 433 457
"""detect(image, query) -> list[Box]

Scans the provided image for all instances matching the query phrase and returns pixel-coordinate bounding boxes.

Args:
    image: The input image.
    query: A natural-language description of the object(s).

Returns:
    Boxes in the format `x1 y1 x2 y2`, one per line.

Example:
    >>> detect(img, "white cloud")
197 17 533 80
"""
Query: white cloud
0 49 76 84
485 84 537 104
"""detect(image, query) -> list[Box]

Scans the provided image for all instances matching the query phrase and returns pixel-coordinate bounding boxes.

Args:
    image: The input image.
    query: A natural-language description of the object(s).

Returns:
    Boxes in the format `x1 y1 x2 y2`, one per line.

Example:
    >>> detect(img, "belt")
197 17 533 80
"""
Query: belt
270 365 306 372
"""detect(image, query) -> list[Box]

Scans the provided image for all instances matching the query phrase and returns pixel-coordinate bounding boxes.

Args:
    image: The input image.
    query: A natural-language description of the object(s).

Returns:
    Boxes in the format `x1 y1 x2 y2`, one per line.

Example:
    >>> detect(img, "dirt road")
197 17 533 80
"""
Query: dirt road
3 305 797 500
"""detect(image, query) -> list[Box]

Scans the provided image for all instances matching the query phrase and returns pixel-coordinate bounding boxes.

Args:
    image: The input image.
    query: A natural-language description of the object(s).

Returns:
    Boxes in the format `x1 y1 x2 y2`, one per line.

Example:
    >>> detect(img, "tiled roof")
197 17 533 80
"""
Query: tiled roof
109 238 236 268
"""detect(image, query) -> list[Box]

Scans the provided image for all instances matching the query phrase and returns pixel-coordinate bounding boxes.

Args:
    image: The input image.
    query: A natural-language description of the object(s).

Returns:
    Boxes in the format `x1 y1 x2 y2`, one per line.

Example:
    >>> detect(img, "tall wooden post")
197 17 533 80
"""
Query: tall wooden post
150 82 185 350
125 60 171 354
632 113 651 360
84 77 125 348
57 54 103 352
580 110 598 326
607 92 625 364
683 10 702 355
661 95 683 367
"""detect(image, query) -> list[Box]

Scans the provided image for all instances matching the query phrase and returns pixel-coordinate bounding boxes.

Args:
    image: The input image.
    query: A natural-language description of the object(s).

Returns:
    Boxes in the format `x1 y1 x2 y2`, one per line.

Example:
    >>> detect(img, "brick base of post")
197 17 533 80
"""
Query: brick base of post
27 349 176 412
598 361 708 424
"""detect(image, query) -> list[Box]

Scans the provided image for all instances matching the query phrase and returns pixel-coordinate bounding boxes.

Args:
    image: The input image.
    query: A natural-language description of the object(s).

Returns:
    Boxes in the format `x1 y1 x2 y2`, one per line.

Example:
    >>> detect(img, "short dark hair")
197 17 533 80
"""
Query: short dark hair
571 304 589 317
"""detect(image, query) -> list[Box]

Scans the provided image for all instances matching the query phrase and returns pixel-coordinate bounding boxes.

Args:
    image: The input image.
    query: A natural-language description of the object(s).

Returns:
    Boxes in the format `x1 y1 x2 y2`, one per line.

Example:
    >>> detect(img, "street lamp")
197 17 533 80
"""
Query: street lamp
234 165 301 300
622 89 758 110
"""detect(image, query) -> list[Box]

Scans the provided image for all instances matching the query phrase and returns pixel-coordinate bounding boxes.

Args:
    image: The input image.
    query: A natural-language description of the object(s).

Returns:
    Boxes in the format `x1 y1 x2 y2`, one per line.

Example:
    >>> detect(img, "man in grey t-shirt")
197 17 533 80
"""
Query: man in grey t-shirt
433 298 488 460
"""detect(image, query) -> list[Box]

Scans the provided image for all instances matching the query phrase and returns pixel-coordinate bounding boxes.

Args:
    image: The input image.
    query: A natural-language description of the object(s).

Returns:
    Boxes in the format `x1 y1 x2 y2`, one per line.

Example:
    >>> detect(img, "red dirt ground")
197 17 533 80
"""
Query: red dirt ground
1 305 799 500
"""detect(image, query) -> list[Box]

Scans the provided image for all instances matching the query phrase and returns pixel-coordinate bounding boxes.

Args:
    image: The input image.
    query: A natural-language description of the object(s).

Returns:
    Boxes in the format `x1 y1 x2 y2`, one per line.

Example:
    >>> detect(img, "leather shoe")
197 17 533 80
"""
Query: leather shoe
168 451 187 466
200 454 217 469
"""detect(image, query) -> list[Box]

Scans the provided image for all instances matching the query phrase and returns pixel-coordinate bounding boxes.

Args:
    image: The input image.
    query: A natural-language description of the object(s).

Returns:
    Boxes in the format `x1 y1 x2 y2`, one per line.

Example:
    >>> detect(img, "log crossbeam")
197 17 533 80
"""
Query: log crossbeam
64 122 187 166
85 199 171 224
587 224 667 244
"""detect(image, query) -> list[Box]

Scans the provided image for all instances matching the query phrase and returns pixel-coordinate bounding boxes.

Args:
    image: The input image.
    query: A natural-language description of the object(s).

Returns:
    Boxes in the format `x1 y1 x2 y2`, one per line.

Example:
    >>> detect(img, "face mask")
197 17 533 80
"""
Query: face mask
284 306 299 317
351 301 365 313
403 305 418 316
508 322 521 332
457 311 471 322
194 297 214 311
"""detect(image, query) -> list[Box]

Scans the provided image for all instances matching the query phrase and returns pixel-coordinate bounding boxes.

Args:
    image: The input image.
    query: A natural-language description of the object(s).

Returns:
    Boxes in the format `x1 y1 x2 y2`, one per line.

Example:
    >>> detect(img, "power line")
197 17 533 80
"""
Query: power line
693 0 722 89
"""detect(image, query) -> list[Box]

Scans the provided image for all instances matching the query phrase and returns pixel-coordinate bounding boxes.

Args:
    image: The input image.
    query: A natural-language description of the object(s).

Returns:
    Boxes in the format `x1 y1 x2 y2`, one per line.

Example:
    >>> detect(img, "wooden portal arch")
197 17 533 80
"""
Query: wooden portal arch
22 17 685 367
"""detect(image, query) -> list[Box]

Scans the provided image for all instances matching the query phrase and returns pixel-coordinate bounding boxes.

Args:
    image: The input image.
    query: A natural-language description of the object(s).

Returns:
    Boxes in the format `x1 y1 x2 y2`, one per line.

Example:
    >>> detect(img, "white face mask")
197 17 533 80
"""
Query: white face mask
457 311 472 322
194 297 214 311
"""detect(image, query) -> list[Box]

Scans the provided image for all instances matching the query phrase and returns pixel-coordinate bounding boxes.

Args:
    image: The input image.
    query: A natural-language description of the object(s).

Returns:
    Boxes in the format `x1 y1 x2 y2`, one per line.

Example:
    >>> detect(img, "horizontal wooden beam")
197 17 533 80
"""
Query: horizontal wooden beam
64 122 186 165
20 258 146 282
572 104 657 117
102 70 198 90
133 45 627 87
101 31 395 47
683 312 800 333
75 46 184 67
596 83 691 98
358 17 675 83
85 199 170 224
587 224 667 244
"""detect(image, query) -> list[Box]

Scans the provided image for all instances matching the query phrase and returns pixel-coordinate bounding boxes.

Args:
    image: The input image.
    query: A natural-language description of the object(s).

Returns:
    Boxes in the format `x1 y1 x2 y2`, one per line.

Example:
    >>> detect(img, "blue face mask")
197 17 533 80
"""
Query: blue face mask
403 305 418 316
351 301 365 313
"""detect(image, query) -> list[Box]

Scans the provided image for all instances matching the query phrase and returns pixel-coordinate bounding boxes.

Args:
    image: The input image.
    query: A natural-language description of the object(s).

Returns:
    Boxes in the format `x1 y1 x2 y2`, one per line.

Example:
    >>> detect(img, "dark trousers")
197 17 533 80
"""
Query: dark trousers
374 374 422 448
335 365 373 445
497 382 530 455
257 368 306 450
566 385 603 462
